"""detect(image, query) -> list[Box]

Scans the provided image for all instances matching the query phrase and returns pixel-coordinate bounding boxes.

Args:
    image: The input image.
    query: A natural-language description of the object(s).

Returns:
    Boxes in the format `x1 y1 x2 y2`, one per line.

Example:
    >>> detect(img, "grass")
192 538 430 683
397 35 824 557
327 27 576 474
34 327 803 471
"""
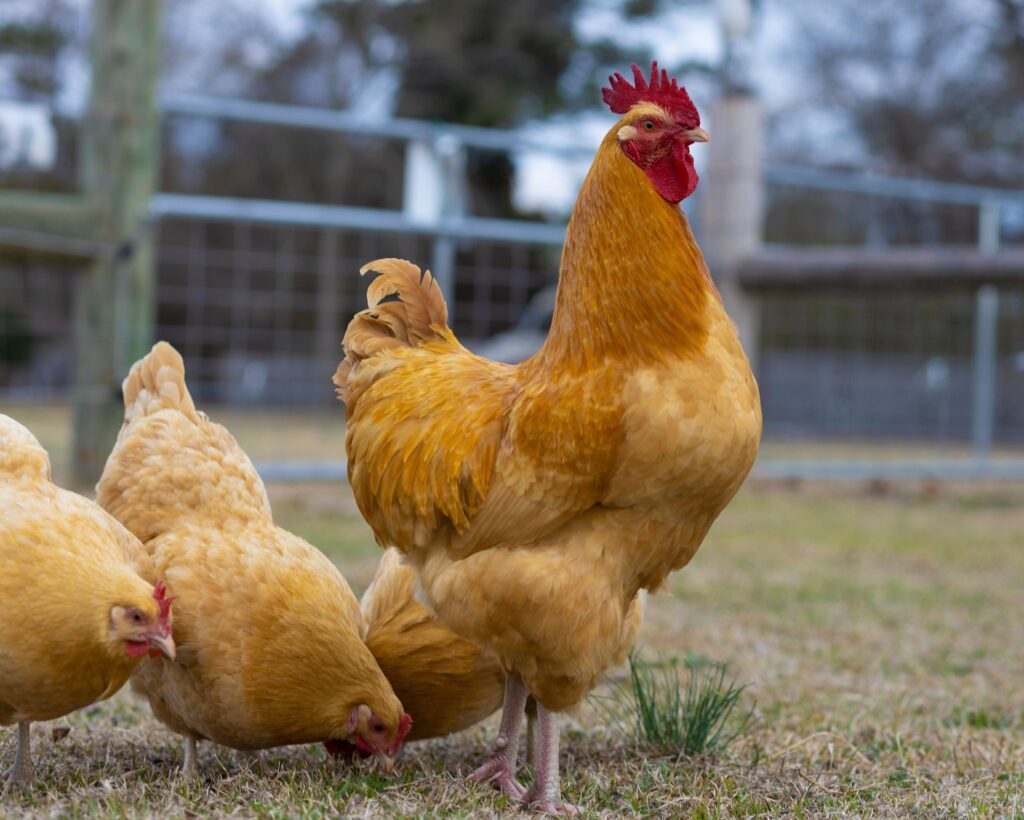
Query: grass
2 461 1024 814
593 654 753 757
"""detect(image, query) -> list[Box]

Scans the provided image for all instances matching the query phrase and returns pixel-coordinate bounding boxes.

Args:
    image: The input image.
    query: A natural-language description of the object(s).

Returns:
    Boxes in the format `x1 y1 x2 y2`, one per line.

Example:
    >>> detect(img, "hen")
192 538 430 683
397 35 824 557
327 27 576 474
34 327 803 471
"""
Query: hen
360 548 505 741
96 342 411 775
335 62 761 812
330 548 640 767
0 414 174 788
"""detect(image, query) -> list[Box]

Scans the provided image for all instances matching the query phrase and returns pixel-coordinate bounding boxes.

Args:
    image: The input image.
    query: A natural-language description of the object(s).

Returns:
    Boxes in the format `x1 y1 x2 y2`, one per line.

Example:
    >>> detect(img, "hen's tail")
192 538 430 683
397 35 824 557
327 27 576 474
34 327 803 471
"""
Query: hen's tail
97 342 270 542
333 258 450 401
121 341 199 425
0 414 51 484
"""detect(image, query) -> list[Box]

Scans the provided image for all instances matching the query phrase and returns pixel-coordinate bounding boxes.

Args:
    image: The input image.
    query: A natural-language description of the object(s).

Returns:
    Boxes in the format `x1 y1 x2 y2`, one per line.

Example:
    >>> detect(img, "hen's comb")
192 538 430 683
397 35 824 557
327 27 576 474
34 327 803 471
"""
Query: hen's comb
153 581 175 630
602 61 699 126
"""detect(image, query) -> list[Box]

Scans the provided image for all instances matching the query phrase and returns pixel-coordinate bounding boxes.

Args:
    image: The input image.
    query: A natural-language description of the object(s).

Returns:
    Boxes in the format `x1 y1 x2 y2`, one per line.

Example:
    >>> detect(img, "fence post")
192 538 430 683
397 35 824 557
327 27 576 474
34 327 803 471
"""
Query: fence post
72 0 161 484
403 134 464 315
977 201 1001 255
698 94 763 368
971 284 999 461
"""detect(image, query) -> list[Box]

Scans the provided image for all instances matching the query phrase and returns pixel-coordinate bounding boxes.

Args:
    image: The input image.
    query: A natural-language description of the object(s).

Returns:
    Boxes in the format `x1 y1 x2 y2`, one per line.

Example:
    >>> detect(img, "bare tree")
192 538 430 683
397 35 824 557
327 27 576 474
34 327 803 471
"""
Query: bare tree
780 0 1024 187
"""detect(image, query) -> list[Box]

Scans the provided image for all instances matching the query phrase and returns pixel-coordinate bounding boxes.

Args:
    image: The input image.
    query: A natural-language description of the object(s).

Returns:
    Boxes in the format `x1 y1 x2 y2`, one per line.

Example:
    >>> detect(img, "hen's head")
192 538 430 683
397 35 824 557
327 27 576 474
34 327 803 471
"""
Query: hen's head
603 62 709 203
324 704 412 771
109 581 176 661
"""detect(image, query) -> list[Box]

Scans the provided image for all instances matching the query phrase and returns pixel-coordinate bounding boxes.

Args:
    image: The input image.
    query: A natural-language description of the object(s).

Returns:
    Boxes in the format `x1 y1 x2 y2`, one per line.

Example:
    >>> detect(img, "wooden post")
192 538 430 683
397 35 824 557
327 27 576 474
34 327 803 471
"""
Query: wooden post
71 0 162 484
699 94 763 368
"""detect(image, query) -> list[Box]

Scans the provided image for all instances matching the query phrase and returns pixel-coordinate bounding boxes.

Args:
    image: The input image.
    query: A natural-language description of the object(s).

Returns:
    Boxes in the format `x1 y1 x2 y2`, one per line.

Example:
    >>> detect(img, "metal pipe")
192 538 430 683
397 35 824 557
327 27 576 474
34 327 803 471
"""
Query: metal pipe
161 93 1024 210
970 285 1000 461
161 92 595 158
150 193 567 245
766 164 1024 207
253 457 1024 483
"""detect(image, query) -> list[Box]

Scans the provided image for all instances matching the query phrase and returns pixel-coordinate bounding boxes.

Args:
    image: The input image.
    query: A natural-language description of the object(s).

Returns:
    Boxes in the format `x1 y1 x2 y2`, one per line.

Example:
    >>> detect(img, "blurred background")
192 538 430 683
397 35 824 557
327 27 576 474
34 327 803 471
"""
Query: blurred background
1 0 1023 484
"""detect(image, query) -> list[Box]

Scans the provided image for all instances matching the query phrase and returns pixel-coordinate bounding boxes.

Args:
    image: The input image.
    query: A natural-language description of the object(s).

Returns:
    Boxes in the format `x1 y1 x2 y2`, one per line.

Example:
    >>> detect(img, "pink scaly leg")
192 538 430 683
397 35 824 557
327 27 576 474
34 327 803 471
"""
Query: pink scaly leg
521 702 579 815
469 675 529 800
3 722 33 789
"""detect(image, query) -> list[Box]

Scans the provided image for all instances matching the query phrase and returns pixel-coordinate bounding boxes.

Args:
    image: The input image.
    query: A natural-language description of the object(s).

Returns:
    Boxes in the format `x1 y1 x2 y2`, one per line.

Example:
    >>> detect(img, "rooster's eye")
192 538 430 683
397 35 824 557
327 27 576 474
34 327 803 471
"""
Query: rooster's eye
643 120 655 131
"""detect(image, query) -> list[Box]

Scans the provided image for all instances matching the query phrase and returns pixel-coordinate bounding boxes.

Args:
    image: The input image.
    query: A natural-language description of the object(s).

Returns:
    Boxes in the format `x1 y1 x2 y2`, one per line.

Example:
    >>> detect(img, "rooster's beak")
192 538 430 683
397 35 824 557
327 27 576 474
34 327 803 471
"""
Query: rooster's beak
683 127 710 144
149 633 176 661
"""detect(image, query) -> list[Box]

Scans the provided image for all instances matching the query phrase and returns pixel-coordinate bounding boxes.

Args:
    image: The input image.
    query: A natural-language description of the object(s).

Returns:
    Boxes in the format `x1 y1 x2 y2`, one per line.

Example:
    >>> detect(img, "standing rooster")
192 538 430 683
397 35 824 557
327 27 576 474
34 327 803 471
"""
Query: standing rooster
335 63 761 812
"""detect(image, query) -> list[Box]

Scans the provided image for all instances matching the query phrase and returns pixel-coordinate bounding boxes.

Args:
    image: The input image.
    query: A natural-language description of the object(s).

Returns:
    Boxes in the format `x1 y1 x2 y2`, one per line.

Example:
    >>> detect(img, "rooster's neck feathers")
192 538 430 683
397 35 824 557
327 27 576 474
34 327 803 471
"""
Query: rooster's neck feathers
534 130 714 370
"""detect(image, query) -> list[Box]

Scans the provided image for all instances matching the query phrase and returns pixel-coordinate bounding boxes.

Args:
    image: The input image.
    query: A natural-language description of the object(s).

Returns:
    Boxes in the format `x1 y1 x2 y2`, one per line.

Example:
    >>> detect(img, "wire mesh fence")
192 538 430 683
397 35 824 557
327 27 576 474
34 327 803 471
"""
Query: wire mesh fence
2 90 1024 480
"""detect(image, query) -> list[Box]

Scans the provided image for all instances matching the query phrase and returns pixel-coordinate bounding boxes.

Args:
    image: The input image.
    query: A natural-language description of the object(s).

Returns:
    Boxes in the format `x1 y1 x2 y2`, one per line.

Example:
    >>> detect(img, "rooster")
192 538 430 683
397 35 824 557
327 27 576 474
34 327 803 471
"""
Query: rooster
96 343 411 776
335 63 761 812
0 415 175 788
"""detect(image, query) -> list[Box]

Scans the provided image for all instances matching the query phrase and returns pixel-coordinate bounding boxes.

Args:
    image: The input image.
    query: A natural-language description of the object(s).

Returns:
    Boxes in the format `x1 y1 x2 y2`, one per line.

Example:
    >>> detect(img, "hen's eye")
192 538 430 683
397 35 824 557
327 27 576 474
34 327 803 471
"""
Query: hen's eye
373 721 385 733
643 120 655 131
131 611 143 623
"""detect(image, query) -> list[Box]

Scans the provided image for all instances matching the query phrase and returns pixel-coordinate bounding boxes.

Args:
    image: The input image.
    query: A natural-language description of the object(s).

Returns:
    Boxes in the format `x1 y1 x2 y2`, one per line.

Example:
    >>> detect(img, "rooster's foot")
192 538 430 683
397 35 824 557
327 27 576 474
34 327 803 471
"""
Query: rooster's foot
469 755 527 800
523 796 580 816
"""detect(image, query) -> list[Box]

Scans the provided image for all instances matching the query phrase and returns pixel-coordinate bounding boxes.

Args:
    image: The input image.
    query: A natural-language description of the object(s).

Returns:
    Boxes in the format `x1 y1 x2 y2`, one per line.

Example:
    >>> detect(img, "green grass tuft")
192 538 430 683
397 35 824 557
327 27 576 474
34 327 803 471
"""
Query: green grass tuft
595 653 754 757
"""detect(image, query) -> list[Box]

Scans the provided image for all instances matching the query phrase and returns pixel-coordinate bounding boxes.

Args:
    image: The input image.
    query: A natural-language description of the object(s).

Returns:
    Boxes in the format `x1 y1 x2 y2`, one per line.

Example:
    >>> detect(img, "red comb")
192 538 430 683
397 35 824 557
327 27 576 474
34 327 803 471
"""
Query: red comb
389 713 413 756
153 581 175 631
397 713 413 743
602 61 699 126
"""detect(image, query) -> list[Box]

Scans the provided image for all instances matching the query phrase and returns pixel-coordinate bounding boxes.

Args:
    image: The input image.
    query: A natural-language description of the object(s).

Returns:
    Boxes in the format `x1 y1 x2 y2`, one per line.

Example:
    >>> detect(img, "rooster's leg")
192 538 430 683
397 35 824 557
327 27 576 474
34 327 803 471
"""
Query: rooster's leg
4 721 33 788
469 675 528 799
526 711 539 768
521 702 578 815
181 735 198 778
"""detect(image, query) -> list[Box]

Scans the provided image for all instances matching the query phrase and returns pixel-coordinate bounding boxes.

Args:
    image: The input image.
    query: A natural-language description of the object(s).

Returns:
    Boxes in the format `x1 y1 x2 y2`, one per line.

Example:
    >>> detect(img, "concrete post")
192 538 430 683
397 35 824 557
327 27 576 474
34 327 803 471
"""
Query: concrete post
698 94 763 368
402 134 465 315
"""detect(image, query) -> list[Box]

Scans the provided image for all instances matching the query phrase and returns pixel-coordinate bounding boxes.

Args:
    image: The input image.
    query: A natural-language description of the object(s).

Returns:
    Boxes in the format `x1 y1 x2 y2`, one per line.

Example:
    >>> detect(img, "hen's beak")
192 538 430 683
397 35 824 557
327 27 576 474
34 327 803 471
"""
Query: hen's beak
377 751 397 773
683 127 710 144
148 633 176 661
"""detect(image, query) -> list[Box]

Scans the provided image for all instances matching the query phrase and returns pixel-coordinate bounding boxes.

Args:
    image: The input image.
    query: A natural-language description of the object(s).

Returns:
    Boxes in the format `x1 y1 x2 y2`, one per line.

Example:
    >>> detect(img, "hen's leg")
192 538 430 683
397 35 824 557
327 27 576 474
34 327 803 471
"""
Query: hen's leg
4 721 33 788
521 703 578 815
241 749 267 776
469 675 528 799
181 735 198 778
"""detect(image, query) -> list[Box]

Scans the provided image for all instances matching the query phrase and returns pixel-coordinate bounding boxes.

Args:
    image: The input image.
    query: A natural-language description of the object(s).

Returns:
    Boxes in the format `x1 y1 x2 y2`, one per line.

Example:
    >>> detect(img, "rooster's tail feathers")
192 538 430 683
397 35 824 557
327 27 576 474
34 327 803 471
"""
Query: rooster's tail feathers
334 258 451 401
122 342 198 424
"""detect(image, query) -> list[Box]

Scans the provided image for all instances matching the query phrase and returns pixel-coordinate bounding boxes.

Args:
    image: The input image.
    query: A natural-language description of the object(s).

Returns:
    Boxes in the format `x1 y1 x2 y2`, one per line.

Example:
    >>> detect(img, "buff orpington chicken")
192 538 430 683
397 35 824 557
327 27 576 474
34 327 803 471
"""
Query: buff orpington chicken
335 62 761 812
360 548 506 741
345 548 642 752
0 414 175 788
95 343 411 776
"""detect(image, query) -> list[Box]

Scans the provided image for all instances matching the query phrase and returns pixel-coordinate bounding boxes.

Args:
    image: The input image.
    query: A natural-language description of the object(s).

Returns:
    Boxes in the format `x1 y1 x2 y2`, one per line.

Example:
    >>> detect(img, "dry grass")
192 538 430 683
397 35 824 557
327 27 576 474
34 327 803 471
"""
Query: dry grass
2 478 1022 817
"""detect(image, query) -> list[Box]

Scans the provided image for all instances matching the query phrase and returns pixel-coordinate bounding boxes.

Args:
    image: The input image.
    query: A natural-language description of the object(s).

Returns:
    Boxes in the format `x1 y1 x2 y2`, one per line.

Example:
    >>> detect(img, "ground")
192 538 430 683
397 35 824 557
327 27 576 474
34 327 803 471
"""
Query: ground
1 471 1022 817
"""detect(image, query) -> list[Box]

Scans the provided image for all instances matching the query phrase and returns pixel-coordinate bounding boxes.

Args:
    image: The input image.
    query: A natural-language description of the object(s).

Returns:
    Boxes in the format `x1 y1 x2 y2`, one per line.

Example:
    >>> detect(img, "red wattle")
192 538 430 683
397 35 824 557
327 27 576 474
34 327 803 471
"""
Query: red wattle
124 640 149 658
644 142 697 204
